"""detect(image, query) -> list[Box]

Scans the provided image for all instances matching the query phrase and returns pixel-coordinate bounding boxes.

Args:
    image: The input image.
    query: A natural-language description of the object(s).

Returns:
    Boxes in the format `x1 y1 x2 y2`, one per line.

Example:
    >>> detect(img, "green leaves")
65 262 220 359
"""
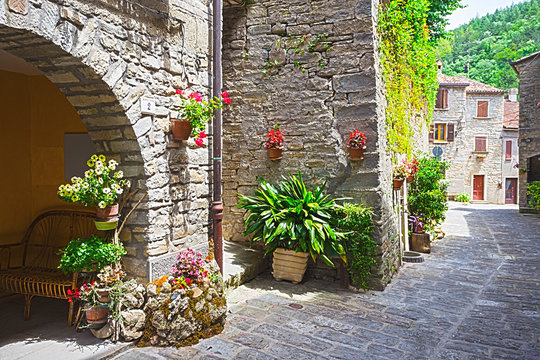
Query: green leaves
527 181 540 211
237 173 345 267
58 235 126 274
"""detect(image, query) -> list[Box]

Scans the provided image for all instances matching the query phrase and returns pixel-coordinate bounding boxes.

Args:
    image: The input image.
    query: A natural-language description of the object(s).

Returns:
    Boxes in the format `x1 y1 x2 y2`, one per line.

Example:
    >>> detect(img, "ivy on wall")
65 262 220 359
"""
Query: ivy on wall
378 0 438 156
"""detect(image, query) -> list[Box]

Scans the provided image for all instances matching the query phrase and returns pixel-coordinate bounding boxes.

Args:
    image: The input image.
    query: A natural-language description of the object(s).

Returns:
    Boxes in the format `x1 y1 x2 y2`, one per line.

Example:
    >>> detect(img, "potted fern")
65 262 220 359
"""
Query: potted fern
237 173 346 283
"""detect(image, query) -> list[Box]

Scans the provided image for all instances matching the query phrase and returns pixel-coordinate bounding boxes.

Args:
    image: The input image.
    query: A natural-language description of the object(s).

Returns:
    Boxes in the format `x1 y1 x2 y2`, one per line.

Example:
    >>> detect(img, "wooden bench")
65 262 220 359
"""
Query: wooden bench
0 210 99 325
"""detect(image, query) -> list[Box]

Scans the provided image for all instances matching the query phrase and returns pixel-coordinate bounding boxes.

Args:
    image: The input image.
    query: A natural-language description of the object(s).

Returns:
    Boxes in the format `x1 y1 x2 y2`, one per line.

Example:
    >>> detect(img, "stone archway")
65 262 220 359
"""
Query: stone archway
0 25 150 276
0 0 215 281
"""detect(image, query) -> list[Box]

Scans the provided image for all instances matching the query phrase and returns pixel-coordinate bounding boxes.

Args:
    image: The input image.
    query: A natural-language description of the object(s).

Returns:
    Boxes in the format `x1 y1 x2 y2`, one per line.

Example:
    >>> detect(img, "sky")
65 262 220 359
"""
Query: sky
446 0 530 29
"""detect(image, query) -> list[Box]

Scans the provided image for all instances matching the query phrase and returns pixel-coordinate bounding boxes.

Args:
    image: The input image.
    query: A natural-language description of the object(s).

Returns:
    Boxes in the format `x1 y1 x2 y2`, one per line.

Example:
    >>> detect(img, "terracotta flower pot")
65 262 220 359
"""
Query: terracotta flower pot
393 178 404 190
96 288 111 303
95 204 119 230
267 147 283 160
272 248 309 284
171 119 192 140
84 305 109 328
406 175 414 183
348 146 366 161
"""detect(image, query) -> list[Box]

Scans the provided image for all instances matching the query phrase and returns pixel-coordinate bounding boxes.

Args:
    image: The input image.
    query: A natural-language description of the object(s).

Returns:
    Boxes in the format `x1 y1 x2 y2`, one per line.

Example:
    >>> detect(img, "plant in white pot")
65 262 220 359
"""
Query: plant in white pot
237 173 346 284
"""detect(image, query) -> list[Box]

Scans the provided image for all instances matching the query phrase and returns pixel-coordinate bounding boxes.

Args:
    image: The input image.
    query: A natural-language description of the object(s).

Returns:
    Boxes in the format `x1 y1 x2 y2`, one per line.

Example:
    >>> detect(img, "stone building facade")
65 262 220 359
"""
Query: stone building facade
430 73 506 204
0 0 215 280
511 52 540 213
502 99 519 204
221 0 400 289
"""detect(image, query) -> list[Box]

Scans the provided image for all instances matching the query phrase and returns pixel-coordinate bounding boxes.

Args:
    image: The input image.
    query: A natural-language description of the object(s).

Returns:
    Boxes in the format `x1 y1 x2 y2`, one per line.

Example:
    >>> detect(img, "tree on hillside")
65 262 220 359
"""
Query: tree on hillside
436 0 540 90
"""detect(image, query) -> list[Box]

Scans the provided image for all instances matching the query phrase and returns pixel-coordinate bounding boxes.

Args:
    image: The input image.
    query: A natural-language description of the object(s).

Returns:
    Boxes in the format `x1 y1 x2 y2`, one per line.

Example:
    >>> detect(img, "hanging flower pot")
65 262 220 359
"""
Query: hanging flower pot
171 119 192 140
84 304 109 329
348 146 366 161
267 147 283 160
265 125 284 161
393 178 404 190
346 130 367 161
95 203 119 230
407 174 414 183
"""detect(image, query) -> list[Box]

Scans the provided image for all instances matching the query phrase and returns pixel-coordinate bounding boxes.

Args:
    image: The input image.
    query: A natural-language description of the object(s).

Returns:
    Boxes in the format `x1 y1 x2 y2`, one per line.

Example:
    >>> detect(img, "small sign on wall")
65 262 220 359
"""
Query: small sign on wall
64 133 97 181
140 97 156 115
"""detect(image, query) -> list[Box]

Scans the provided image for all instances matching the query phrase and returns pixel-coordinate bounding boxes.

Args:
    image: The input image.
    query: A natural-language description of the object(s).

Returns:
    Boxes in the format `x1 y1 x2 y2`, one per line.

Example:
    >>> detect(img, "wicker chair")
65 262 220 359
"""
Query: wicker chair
0 210 98 325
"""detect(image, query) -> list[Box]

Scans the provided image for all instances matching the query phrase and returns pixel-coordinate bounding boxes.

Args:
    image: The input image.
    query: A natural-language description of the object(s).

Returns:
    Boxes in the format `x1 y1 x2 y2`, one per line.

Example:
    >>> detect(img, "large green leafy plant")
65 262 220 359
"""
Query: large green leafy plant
527 181 540 211
332 203 377 289
58 235 127 274
408 157 450 232
237 173 345 266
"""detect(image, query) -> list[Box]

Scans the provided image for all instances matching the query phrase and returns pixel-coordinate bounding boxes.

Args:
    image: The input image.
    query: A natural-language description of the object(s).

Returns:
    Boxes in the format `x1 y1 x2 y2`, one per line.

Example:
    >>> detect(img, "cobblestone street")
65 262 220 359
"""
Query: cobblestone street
112 203 540 359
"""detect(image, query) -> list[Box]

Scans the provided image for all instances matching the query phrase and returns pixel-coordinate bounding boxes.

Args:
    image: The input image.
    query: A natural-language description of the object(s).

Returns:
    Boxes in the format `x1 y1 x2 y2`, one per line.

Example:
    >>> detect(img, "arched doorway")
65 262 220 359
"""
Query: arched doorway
0 25 147 277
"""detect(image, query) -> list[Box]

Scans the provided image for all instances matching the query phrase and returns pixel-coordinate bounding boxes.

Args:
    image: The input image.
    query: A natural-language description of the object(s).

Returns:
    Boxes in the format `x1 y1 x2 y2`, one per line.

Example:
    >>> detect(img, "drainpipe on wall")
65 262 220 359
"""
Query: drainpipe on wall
211 0 224 274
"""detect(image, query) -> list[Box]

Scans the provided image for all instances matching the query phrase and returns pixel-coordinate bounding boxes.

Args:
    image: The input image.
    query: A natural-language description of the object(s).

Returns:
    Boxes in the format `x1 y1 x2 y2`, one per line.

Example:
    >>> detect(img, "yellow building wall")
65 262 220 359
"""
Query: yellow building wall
0 69 87 245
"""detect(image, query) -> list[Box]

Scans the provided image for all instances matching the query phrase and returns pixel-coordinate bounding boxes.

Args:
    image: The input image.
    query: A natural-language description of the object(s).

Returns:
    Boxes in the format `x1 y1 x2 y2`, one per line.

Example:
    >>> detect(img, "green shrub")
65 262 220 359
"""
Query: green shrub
456 192 470 203
332 203 377 290
58 235 127 274
527 181 540 211
408 157 450 231
237 173 345 266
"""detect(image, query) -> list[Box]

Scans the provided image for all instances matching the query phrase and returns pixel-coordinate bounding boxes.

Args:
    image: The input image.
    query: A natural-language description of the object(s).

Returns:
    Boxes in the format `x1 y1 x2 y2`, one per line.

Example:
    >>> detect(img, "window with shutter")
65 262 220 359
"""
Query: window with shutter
505 140 512 160
474 136 487 152
429 124 434 143
434 123 446 141
477 101 489 117
435 89 448 109
447 123 455 142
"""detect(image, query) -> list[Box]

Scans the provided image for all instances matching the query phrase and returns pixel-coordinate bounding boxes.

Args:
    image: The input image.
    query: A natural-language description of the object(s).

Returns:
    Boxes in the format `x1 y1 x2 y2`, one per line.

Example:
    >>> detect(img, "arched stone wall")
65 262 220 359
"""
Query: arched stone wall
0 0 214 279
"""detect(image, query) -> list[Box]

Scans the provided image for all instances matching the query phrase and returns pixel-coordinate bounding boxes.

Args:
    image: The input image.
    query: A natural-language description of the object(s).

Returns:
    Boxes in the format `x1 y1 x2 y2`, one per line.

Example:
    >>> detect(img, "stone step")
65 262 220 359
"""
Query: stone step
223 241 269 291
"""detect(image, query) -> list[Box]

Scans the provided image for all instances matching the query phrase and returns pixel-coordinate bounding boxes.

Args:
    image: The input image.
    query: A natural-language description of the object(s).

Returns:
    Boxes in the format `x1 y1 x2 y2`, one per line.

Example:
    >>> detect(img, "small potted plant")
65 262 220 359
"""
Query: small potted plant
68 282 110 329
265 125 284 160
406 158 419 183
408 215 430 253
58 235 127 274
346 130 367 160
527 181 540 217
57 155 130 230
393 161 411 190
237 173 345 284
95 265 126 303
170 89 231 145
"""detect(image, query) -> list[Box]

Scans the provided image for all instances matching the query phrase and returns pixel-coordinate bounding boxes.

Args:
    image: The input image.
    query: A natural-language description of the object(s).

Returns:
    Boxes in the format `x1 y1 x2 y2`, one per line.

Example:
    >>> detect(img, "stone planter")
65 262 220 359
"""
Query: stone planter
171 119 192 140
272 248 309 284
393 178 404 190
411 232 430 253
267 147 283 160
348 146 365 161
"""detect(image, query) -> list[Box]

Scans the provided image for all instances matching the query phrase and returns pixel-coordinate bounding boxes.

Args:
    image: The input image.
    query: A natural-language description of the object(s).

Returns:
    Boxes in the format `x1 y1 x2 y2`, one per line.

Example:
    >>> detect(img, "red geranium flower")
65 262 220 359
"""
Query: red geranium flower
199 131 207 139
221 91 228 98
195 137 204 147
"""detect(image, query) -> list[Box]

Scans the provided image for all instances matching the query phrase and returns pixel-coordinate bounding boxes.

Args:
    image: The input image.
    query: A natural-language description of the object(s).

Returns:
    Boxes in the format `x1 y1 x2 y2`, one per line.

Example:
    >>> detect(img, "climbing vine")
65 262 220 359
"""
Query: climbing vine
378 0 439 156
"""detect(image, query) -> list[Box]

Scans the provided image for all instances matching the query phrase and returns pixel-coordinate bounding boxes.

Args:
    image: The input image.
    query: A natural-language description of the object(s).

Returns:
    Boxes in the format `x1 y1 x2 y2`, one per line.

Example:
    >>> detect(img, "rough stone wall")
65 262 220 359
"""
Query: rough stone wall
431 87 505 203
0 0 214 280
514 55 540 212
222 0 399 289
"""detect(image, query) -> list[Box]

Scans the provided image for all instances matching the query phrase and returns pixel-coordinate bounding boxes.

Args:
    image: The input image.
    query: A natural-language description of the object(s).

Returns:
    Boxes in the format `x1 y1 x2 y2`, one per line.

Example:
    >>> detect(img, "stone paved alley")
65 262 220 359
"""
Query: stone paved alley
111 203 540 359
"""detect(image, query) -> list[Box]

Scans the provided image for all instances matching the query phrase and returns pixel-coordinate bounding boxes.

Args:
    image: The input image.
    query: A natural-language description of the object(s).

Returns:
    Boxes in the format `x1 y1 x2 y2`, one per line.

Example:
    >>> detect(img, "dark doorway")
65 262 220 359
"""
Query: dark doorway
505 178 518 204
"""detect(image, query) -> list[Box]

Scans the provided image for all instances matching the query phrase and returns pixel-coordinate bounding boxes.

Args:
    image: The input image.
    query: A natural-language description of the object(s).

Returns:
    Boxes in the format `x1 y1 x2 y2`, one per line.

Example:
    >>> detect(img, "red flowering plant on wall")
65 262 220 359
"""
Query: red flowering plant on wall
346 130 367 149
171 249 209 289
405 157 420 176
171 90 231 146
265 125 283 149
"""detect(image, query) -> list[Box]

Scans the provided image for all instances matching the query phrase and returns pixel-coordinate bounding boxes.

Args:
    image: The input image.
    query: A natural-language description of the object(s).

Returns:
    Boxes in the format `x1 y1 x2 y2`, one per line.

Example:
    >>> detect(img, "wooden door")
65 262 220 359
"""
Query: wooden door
505 178 517 204
473 175 485 201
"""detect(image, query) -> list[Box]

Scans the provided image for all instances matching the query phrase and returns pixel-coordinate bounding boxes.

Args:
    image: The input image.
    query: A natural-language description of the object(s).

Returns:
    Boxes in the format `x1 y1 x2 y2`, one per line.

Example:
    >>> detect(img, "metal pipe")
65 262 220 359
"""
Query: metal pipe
211 0 224 273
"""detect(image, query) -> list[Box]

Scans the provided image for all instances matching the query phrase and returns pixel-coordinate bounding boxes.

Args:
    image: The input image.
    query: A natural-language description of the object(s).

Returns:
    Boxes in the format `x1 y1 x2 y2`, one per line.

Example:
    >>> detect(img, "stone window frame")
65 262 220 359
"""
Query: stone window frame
473 134 489 153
